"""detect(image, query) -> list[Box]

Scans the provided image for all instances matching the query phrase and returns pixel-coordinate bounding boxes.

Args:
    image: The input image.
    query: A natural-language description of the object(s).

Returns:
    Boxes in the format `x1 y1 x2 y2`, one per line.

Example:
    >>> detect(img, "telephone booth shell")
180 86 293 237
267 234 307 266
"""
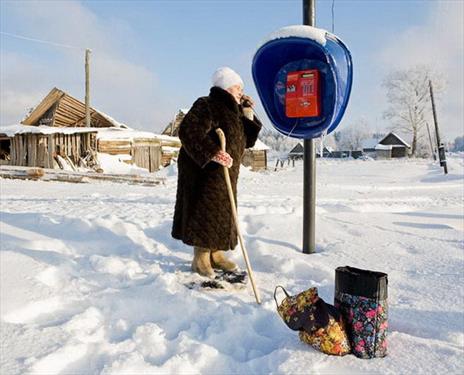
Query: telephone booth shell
252 28 353 139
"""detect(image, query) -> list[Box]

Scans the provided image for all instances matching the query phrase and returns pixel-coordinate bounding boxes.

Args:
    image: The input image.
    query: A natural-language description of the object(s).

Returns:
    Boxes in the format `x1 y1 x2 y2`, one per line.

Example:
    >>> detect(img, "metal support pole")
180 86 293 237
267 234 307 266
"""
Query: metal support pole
303 139 316 253
302 0 316 254
429 80 447 174
85 49 91 127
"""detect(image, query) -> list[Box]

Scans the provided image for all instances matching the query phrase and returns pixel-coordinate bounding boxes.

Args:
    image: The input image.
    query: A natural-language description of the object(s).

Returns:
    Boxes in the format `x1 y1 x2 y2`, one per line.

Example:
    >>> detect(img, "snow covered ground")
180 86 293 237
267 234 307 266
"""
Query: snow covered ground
1 156 463 374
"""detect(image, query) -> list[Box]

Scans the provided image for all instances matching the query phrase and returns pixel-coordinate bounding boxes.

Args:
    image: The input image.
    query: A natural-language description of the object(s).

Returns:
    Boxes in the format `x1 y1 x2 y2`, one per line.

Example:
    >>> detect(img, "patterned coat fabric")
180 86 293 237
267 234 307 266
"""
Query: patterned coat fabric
171 87 262 250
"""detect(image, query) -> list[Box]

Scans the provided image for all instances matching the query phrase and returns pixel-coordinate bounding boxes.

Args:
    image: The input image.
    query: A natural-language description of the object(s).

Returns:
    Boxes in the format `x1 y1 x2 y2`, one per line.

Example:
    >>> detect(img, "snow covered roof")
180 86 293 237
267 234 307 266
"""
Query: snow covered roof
96 110 129 129
362 133 410 150
289 143 304 154
162 146 180 154
379 132 411 148
152 134 181 143
250 139 270 151
258 25 328 50
0 124 98 137
375 144 393 151
96 127 158 140
97 128 181 149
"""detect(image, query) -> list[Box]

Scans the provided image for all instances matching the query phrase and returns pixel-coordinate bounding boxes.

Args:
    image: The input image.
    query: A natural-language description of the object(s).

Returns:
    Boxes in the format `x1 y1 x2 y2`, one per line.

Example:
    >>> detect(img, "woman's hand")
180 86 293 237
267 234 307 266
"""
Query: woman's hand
212 150 233 168
241 95 255 120
241 94 255 108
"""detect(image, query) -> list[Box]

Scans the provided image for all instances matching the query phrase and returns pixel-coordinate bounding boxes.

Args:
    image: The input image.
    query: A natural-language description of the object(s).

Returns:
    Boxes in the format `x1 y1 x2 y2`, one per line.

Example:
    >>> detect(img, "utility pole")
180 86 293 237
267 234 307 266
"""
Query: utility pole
85 49 91 127
302 0 316 254
425 121 436 161
429 80 447 174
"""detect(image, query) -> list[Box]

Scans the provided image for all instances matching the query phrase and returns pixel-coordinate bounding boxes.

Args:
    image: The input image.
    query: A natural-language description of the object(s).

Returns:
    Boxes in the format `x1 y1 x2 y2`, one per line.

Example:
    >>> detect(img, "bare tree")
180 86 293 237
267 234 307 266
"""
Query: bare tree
382 65 445 156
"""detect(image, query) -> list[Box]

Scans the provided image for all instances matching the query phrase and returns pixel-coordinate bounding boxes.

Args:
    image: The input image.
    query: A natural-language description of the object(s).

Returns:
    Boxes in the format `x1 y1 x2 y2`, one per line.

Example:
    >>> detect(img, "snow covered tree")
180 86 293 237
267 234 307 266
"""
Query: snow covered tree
258 128 299 154
318 132 337 151
382 65 445 157
336 118 369 151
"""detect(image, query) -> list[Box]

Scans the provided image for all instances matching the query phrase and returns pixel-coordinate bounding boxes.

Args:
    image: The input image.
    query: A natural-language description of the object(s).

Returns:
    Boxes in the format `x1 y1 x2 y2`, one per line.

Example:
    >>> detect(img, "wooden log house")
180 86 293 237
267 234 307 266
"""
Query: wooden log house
363 132 411 159
162 109 188 137
241 139 270 171
378 132 411 158
3 87 166 172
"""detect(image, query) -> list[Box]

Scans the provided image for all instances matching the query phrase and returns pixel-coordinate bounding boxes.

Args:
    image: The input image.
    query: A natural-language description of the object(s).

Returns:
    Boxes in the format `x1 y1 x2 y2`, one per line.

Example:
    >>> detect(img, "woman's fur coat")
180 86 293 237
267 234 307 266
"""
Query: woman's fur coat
171 86 262 250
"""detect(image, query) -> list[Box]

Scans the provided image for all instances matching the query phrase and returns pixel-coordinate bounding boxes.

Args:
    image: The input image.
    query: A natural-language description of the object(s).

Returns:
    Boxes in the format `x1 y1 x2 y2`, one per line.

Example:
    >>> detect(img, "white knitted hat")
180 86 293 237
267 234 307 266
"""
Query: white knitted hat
211 67 244 90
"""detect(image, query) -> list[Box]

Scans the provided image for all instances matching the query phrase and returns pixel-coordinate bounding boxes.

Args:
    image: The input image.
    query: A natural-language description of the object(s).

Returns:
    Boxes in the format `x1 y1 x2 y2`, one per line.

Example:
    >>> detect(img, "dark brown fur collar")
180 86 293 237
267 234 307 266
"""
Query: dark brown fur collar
209 86 240 113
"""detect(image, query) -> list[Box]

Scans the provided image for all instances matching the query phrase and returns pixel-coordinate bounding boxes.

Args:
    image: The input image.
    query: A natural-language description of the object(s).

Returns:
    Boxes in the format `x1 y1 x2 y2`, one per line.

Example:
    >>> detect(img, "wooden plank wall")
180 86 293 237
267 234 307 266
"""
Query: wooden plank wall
7 133 164 172
241 149 267 171
99 138 162 172
8 132 97 169
252 150 267 171
132 140 161 172
98 139 132 155
149 144 161 172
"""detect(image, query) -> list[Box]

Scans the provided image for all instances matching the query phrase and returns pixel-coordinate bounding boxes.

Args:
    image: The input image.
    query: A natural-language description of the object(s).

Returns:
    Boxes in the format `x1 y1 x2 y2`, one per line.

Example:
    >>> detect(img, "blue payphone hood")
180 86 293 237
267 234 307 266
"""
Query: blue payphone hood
252 25 353 139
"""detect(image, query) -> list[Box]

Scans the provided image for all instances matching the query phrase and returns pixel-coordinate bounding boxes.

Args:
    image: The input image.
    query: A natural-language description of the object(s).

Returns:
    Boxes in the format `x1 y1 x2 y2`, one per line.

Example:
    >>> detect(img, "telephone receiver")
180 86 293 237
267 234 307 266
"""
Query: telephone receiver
240 96 253 108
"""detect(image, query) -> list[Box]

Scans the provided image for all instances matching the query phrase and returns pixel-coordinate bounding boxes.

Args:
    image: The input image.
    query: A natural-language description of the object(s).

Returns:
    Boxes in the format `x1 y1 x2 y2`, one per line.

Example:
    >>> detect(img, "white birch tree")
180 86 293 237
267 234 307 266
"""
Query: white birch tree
382 65 445 156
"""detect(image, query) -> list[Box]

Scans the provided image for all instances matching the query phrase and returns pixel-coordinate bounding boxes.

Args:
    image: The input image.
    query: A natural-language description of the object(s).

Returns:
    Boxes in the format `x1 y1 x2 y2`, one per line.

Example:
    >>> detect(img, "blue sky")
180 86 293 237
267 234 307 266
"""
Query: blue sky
1 0 462 140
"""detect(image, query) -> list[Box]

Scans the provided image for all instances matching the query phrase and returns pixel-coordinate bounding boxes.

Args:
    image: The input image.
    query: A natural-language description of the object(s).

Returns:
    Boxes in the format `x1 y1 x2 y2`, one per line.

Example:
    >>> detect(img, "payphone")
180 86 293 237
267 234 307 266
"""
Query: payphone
252 25 353 139
285 70 321 118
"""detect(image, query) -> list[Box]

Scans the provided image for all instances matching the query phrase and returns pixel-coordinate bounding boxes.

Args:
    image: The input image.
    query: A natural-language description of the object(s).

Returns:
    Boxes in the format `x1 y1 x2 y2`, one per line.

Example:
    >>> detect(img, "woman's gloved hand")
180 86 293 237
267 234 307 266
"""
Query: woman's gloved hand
241 95 254 108
212 150 233 168
241 94 255 120
243 107 254 120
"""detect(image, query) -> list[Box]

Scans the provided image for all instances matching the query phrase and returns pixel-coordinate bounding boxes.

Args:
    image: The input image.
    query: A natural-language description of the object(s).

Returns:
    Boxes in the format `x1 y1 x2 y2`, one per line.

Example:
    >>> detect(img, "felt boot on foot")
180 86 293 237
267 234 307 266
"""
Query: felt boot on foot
192 247 215 278
211 250 238 272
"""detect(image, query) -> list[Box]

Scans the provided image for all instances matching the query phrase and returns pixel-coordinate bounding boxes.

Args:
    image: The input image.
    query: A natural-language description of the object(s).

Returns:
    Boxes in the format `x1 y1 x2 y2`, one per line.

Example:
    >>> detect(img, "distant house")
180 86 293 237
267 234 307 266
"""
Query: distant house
242 139 270 171
316 146 334 158
362 132 410 159
288 143 304 160
288 143 361 159
378 132 410 158
162 109 189 137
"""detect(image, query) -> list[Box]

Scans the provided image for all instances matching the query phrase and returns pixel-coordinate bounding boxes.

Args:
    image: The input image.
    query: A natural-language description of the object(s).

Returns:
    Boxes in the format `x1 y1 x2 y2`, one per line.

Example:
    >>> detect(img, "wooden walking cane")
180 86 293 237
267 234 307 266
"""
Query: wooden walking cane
216 128 261 305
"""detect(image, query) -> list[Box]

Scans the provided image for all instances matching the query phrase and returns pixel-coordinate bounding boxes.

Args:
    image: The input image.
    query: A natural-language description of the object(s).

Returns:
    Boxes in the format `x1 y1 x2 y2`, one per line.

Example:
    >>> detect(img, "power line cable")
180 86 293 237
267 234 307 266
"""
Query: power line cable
331 0 335 33
0 31 85 50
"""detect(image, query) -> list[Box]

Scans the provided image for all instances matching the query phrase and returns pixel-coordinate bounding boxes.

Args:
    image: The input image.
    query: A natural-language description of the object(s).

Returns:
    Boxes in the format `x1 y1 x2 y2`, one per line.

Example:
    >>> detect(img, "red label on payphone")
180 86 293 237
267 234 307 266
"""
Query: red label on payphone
285 69 321 118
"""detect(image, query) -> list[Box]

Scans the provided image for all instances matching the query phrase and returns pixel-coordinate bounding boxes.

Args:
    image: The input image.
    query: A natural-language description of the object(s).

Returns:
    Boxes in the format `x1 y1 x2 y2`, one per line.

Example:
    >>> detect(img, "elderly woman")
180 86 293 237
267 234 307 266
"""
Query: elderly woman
172 67 262 278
